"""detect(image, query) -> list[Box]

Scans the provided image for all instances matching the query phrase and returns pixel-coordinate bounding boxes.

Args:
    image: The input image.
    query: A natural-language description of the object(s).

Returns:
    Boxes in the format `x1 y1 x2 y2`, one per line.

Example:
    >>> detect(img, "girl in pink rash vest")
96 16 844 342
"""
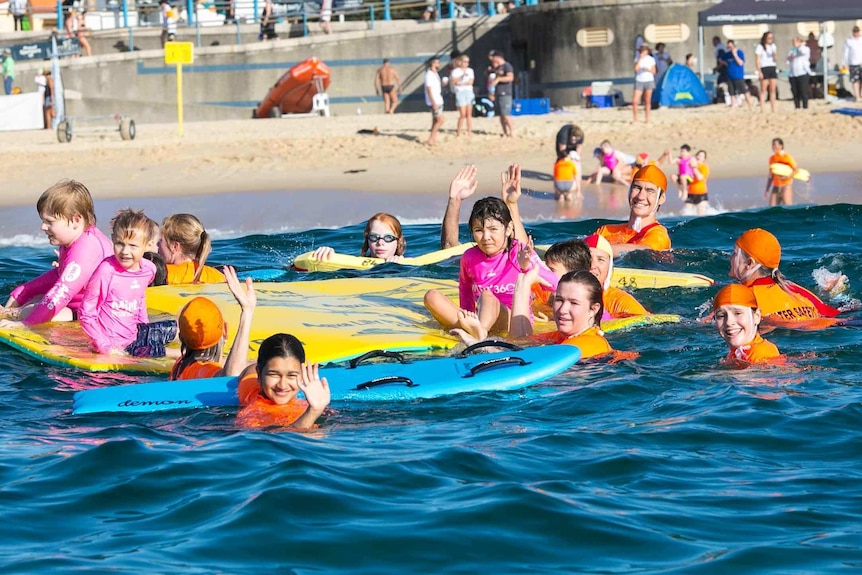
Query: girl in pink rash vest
79 209 157 354
1 181 113 328
424 193 558 339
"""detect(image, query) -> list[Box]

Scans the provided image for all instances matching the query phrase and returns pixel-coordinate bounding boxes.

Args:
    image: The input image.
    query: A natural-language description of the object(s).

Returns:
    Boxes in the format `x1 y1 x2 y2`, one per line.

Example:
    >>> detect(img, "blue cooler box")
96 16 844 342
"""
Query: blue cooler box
511 98 550 116
590 94 614 108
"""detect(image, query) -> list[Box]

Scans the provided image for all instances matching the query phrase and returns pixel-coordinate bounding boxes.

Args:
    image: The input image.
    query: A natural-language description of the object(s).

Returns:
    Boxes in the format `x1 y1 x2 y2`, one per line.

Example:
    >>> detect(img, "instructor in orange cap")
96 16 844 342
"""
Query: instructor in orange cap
594 164 671 256
729 228 839 325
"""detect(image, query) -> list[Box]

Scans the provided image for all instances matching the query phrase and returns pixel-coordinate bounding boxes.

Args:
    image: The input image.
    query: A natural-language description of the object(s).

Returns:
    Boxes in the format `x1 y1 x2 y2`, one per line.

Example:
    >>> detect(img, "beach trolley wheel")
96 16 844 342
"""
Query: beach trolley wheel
120 118 136 141
56 121 72 143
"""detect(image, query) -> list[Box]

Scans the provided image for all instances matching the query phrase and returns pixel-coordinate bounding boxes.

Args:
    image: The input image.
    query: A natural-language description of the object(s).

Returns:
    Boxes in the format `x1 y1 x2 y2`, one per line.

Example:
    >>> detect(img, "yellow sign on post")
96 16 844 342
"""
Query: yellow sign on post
164 42 194 137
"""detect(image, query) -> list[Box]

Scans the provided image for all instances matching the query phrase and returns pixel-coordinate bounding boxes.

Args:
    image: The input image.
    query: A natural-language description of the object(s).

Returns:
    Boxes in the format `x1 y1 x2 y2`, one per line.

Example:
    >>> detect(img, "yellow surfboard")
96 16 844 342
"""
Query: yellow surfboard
770 163 811 182
533 244 714 289
0 322 175 374
292 243 474 272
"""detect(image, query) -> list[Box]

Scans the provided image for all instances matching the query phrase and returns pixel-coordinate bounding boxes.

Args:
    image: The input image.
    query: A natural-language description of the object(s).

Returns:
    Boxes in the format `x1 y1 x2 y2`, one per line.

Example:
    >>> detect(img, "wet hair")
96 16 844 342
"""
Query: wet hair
143 251 168 286
760 31 773 47
170 341 223 381
680 144 691 152
256 333 306 376
558 270 604 328
468 197 514 250
161 213 214 283
360 212 405 257
36 180 97 228
544 239 591 274
111 209 155 245
772 137 784 148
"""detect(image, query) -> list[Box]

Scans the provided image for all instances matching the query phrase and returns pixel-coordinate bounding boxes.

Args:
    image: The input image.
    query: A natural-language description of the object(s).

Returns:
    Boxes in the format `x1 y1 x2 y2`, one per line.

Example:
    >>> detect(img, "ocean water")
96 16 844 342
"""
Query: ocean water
1 199 862 572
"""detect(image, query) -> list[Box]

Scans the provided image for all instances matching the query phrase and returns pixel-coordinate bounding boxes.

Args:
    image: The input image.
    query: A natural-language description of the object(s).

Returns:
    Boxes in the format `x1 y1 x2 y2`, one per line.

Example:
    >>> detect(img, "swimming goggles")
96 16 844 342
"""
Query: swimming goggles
367 233 398 244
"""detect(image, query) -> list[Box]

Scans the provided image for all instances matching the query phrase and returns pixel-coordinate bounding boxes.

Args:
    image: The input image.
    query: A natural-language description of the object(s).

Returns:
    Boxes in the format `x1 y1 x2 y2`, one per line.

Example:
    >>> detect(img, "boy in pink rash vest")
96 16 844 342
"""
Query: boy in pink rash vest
2 181 113 327
79 210 156 354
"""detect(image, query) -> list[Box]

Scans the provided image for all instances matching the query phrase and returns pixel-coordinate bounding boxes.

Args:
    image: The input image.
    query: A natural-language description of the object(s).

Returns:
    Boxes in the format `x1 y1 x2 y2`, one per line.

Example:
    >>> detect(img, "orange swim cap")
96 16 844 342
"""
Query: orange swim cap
178 296 224 350
584 234 613 259
713 283 759 311
631 164 668 194
735 228 781 269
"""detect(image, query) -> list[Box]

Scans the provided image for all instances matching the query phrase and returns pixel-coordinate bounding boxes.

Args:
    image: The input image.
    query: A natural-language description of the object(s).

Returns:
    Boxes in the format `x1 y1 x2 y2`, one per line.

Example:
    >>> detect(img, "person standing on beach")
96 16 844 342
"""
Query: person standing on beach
489 50 515 137
424 57 445 146
755 31 778 112
450 54 475 136
786 36 811 110
259 0 277 41
842 26 862 101
765 138 798 207
374 60 402 114
654 43 673 82
632 45 656 123
719 40 752 110
1 50 14 95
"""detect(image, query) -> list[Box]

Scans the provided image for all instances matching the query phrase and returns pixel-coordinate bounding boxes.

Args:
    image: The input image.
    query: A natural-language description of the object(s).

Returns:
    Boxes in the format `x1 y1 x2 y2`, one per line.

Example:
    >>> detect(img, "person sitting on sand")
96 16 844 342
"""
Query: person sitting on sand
729 228 840 326
311 213 406 263
713 283 782 366
159 214 225 284
594 164 671 256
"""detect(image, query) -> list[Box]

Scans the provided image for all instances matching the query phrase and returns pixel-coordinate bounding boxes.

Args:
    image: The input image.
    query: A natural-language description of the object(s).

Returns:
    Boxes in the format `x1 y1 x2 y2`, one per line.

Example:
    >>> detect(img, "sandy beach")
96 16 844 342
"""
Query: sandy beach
2 99 860 208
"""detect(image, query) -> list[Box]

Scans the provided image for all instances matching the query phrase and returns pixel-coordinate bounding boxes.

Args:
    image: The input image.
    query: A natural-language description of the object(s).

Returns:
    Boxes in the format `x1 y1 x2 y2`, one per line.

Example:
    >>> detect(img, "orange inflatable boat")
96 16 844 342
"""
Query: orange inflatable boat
253 57 331 118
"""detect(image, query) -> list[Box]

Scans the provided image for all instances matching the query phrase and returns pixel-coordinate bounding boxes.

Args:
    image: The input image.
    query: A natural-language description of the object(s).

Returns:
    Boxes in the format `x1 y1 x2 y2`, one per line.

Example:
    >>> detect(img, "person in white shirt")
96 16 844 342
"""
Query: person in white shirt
786 35 811 110
424 57 445 146
632 44 656 123
450 54 475 137
842 26 862 101
755 31 778 112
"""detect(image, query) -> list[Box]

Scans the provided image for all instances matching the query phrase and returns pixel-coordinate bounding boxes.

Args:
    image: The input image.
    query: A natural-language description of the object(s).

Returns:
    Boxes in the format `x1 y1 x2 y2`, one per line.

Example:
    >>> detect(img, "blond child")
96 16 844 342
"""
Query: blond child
1 180 113 328
159 213 225 284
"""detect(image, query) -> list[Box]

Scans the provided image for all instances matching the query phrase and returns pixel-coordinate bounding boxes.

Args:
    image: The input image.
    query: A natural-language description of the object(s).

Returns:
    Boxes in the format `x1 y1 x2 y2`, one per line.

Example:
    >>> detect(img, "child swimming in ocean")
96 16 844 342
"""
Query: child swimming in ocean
426 164 558 338
729 228 840 325
454 268 613 361
584 234 649 318
78 209 169 355
0 180 113 328
159 213 225 284
235 332 331 429
311 212 406 262
170 267 257 380
713 283 781 365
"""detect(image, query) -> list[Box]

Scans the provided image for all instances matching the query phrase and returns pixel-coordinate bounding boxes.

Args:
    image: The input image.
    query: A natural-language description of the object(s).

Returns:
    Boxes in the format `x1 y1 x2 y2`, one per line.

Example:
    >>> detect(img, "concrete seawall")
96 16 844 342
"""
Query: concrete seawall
8 2 856 124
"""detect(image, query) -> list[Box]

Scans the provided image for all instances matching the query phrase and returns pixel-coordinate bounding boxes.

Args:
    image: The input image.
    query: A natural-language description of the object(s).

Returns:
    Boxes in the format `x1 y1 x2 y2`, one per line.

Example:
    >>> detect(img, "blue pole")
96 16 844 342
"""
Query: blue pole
253 0 259 23
302 11 307 36
475 0 481 17
383 0 390 21
435 0 441 20
369 5 374 30
121 0 128 28
128 26 134 52
56 0 63 31
236 19 241 45
186 0 194 25
448 0 454 18
488 0 496 15
195 20 201 46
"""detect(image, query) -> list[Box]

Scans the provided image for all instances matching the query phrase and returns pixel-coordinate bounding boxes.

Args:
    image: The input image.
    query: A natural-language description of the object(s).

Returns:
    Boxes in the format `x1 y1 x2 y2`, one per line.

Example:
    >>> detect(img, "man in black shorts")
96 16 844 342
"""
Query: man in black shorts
719 40 752 110
489 50 515 137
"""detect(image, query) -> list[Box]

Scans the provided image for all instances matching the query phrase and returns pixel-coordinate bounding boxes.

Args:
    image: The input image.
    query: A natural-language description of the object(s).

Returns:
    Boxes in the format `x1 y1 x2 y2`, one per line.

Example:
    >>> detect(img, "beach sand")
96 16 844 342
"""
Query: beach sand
2 99 860 209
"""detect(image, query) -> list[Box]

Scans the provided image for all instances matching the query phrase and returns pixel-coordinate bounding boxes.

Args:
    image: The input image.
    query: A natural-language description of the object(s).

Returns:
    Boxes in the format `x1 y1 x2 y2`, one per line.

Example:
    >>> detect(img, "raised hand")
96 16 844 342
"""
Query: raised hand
448 165 478 201
516 235 534 271
223 265 256 313
500 163 522 205
312 246 335 261
299 362 331 412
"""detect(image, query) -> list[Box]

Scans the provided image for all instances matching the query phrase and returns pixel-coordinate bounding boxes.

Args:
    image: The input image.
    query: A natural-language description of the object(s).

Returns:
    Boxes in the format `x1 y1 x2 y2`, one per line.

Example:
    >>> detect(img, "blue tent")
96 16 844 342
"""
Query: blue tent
653 64 710 107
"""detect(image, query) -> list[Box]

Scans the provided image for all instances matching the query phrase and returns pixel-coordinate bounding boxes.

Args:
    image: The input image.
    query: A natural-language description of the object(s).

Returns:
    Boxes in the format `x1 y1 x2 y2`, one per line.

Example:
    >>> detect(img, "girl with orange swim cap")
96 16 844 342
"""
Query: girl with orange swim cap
170 266 257 380
729 228 839 324
713 283 781 365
